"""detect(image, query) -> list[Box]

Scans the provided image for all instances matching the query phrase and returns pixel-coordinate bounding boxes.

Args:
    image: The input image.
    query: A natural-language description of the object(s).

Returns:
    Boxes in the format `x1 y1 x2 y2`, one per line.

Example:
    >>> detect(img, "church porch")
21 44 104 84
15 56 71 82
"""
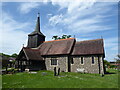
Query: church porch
16 47 46 72
18 59 46 72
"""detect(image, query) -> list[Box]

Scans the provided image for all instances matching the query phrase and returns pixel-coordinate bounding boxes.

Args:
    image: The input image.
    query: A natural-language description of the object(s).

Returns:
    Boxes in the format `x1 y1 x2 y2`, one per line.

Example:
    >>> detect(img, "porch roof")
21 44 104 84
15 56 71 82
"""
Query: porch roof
23 47 43 60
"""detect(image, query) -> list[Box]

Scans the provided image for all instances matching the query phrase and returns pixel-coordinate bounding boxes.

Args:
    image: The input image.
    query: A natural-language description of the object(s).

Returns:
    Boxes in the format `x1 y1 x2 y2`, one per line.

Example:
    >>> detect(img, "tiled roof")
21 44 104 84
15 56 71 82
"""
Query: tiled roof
38 38 75 55
72 39 104 55
23 47 43 60
21 38 105 60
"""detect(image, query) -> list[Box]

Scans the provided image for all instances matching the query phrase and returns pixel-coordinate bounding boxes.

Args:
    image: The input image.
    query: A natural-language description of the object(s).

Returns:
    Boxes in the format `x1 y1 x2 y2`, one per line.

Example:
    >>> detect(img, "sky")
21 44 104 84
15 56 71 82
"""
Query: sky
0 0 118 61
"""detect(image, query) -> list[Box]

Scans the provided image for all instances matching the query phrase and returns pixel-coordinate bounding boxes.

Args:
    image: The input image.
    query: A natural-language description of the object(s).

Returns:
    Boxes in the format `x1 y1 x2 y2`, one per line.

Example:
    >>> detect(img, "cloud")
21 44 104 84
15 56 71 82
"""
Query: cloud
67 15 112 33
1 1 118 62
104 37 118 61
104 37 118 50
1 0 119 2
105 52 117 61
18 1 50 14
18 2 40 14
0 12 31 55
47 13 52 16
49 14 63 26
50 0 96 13
48 1 117 34
47 1 118 61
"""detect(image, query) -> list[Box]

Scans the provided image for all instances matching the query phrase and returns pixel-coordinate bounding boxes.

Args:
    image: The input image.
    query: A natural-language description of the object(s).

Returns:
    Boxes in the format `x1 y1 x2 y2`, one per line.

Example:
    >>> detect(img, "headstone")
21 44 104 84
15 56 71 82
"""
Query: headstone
29 72 37 74
58 68 60 76
42 72 47 76
54 67 57 76
100 73 104 77
25 69 29 72
5 65 8 74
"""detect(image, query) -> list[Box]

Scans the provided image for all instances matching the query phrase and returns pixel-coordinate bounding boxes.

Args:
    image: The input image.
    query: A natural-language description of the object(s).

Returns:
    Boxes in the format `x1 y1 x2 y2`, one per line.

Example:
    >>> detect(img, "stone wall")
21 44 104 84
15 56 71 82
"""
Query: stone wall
45 56 68 72
70 56 104 74
99 56 105 74
44 55 104 74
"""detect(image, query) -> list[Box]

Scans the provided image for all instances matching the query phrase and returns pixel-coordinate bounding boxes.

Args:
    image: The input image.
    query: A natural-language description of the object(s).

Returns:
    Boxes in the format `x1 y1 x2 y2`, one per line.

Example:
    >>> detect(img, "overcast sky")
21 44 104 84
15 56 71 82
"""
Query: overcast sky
0 0 118 61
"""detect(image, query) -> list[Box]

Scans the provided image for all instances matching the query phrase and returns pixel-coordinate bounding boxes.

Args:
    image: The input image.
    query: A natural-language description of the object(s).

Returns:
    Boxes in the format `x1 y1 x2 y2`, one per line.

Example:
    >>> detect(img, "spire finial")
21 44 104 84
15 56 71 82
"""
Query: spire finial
23 44 24 47
37 12 40 17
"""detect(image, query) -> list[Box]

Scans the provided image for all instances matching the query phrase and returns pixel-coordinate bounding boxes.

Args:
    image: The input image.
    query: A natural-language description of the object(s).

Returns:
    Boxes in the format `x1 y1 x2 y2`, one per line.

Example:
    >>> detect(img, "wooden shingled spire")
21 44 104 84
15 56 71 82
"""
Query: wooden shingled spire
28 13 45 36
27 13 45 48
35 13 40 32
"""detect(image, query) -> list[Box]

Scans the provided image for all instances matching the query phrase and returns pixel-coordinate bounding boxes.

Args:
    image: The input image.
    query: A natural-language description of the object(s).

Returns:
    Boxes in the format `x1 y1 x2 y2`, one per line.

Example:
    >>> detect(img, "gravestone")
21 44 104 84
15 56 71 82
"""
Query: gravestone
54 67 57 76
100 73 104 77
42 72 47 76
58 68 60 76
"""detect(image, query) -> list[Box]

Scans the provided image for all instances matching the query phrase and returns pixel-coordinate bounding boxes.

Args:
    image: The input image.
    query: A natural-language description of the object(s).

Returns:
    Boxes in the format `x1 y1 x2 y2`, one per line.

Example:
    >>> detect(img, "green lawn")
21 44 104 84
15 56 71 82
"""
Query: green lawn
2 69 118 88
0 75 2 89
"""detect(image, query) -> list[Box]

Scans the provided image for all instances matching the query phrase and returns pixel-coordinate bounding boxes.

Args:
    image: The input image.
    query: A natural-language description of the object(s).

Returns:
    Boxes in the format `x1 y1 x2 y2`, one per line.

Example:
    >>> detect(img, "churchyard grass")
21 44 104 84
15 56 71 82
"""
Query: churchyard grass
2 69 118 88
0 75 2 89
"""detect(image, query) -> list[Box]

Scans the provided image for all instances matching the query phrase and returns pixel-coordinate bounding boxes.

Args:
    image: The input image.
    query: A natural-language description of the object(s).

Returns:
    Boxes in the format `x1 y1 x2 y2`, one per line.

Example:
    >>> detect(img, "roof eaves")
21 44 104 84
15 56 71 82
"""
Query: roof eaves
23 48 29 60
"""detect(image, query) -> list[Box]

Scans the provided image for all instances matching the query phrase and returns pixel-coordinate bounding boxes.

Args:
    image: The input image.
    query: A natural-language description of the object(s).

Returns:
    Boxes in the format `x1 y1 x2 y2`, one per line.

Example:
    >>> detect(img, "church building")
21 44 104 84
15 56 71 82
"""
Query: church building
16 13 105 74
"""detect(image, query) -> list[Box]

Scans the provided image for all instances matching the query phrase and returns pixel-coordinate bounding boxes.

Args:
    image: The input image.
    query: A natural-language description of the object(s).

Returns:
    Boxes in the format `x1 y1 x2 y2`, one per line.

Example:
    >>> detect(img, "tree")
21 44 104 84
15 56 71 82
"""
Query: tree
62 35 67 39
11 53 18 58
67 35 71 38
9 59 16 68
114 54 120 62
58 37 61 39
103 60 110 68
114 54 120 70
52 36 58 40
0 53 10 57
52 35 71 40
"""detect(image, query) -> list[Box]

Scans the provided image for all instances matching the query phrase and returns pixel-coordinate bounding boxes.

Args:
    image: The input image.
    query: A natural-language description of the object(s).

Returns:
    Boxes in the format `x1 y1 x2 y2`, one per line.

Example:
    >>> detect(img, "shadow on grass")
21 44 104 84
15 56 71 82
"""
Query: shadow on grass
105 71 117 75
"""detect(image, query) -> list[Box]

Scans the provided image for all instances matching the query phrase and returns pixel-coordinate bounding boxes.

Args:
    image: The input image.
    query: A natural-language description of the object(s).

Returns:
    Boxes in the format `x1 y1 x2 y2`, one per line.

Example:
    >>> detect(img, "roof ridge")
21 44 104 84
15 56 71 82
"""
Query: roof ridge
44 38 75 43
23 47 39 51
77 39 103 43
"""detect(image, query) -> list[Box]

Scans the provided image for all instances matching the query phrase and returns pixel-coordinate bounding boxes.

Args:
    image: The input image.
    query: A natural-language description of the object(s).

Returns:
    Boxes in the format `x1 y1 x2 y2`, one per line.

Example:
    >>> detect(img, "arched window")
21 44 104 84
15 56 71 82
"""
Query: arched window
92 56 94 64
71 58 74 64
81 57 84 64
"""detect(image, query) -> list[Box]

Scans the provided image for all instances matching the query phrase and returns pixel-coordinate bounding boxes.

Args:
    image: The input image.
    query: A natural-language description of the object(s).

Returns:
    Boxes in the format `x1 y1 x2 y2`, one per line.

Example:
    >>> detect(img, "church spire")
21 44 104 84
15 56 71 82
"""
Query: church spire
35 13 40 32
27 13 45 48
28 13 45 36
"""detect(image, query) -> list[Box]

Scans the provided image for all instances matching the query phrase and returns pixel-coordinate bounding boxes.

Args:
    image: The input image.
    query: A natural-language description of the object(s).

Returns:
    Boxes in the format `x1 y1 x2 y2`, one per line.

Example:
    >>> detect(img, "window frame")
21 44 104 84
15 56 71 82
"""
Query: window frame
50 57 58 66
